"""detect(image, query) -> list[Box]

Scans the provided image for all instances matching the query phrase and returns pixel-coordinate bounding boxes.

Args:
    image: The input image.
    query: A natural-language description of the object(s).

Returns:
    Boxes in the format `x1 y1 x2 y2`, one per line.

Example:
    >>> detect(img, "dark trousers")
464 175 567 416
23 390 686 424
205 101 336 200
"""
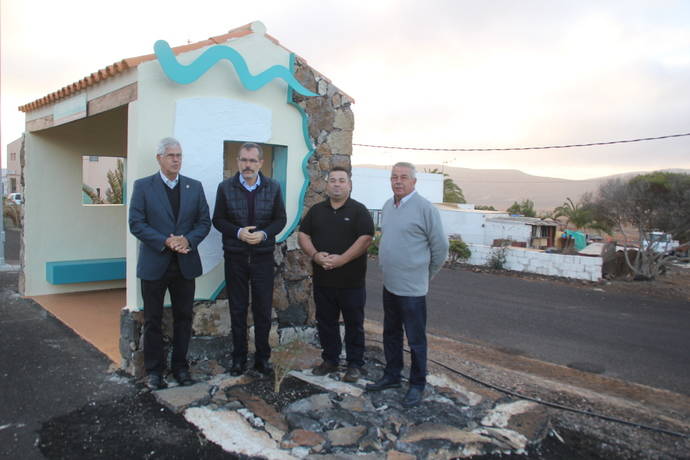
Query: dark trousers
224 252 274 363
314 285 366 367
382 287 427 388
141 259 195 375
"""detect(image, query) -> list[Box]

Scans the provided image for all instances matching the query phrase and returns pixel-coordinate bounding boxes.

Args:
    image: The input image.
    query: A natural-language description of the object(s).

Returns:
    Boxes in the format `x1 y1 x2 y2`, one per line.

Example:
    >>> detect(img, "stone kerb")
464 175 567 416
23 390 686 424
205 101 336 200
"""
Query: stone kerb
465 243 602 282
120 59 354 377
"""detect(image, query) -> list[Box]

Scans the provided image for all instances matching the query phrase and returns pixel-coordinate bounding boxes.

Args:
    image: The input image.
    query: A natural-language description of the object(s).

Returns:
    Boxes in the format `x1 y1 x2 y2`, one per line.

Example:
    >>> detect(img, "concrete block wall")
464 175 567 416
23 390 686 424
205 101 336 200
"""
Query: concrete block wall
466 243 602 281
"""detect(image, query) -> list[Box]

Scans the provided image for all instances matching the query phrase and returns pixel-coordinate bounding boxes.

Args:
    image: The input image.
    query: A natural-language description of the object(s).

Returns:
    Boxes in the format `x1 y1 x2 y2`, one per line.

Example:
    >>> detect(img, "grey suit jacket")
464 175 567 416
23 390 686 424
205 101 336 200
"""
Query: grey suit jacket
129 173 211 280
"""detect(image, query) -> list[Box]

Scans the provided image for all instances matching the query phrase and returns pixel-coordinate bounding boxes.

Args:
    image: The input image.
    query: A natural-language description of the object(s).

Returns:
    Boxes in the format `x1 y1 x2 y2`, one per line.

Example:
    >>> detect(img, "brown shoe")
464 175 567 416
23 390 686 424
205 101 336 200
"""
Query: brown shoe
312 360 338 376
343 366 363 383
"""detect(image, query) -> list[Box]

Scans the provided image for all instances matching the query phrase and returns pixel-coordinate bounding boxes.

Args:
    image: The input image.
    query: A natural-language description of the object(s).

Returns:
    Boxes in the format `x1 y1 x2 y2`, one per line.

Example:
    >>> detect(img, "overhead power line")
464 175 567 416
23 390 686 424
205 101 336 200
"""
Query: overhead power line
353 132 690 152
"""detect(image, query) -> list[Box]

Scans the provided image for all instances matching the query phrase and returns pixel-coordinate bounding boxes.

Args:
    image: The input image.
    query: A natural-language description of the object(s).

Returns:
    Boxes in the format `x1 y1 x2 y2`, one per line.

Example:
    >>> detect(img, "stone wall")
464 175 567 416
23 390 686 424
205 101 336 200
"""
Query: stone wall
467 243 603 281
120 58 355 376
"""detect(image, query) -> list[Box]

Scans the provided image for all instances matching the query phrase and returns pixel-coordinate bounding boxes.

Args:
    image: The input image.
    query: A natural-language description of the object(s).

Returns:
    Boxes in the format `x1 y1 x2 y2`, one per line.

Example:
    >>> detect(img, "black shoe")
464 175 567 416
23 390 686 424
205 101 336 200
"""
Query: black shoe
343 366 364 383
402 386 424 408
172 369 195 386
312 360 339 376
230 360 246 377
365 375 401 391
145 373 168 390
254 359 273 376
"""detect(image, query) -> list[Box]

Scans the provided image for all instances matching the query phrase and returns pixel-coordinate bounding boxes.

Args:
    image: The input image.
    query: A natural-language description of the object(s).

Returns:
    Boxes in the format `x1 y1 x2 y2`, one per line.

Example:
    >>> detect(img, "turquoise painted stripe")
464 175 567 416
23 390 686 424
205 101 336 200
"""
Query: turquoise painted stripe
207 53 316 299
277 53 315 244
46 258 126 285
154 40 317 96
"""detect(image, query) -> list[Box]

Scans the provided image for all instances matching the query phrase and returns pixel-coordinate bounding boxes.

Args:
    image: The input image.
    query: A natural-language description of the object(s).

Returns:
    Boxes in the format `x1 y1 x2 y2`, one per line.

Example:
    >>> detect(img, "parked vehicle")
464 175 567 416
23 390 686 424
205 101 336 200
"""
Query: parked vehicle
7 192 23 205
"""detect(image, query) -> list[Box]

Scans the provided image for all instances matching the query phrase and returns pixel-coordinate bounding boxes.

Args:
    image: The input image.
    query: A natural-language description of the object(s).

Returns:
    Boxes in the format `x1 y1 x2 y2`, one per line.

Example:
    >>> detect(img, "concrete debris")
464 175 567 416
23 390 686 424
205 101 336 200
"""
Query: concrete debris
153 382 212 414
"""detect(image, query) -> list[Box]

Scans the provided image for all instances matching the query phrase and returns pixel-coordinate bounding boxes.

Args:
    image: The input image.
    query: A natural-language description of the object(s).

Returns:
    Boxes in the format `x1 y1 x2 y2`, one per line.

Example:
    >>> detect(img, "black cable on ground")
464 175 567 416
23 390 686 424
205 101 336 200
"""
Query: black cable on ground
366 337 690 439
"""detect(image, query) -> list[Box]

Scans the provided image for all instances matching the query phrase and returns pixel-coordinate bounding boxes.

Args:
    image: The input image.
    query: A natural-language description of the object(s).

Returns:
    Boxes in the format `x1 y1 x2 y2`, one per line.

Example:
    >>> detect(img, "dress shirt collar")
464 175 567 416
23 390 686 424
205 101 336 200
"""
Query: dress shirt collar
394 190 417 208
239 173 261 191
160 171 179 189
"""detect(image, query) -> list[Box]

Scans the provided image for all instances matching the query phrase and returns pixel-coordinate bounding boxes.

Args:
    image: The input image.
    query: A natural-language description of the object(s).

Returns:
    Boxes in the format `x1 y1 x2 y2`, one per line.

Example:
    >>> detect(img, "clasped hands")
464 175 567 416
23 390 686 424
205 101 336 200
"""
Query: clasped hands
313 252 345 271
165 234 190 254
239 226 265 245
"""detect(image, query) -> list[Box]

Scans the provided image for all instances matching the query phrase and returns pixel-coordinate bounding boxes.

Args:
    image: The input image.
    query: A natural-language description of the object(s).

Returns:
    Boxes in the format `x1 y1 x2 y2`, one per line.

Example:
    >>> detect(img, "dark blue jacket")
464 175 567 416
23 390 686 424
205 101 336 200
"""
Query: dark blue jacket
129 173 211 280
212 172 286 254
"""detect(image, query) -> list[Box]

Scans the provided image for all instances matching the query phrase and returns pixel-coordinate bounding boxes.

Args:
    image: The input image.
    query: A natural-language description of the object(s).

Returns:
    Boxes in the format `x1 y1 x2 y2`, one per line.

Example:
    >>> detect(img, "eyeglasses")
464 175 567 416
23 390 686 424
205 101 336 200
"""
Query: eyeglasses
163 153 182 159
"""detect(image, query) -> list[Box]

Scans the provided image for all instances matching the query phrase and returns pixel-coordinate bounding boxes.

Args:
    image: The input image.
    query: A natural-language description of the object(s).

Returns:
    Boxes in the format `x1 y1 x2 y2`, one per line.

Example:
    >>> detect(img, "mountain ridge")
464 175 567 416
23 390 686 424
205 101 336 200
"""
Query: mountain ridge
354 164 690 211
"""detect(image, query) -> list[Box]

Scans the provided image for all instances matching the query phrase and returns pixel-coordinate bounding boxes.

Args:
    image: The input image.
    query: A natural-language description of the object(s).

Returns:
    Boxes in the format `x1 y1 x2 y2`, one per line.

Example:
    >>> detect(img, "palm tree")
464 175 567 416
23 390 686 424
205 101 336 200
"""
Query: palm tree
553 197 592 229
105 159 124 204
425 168 466 203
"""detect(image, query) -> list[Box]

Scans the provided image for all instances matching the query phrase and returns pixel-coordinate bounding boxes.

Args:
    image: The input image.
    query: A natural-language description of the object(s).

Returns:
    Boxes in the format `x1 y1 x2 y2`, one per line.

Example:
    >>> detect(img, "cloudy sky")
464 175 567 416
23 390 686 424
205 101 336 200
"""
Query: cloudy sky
2 0 689 179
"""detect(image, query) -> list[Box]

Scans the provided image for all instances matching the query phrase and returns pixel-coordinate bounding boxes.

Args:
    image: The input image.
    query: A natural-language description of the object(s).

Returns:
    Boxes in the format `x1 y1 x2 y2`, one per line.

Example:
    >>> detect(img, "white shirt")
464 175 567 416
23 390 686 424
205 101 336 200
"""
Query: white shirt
160 171 179 189
239 173 261 191
394 190 417 208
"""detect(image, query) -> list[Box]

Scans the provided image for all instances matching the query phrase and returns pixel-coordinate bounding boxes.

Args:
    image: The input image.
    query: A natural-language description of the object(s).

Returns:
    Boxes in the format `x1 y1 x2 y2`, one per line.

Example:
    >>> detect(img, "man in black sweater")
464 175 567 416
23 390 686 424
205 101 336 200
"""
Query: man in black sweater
212 143 286 376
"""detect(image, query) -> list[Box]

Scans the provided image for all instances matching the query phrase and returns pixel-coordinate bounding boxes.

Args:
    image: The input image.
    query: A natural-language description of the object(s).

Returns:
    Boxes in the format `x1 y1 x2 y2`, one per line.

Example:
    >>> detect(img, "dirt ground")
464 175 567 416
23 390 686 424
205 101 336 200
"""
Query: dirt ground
457 262 690 303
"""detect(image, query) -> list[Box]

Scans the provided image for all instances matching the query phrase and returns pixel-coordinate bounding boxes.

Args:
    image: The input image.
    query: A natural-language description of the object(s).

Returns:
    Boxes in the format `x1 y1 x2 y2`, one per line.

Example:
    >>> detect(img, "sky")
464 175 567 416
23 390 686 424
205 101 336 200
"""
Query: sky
2 0 689 180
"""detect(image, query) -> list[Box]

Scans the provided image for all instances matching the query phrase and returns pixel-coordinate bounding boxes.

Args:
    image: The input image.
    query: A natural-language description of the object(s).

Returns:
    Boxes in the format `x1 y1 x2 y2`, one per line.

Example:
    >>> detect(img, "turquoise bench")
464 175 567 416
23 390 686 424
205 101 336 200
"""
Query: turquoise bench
46 258 126 284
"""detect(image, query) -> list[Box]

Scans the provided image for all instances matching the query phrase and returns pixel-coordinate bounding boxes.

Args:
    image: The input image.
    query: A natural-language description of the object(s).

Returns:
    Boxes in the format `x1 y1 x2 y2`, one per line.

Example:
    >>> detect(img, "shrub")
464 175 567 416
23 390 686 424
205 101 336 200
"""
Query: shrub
368 232 381 256
487 245 507 270
447 237 471 267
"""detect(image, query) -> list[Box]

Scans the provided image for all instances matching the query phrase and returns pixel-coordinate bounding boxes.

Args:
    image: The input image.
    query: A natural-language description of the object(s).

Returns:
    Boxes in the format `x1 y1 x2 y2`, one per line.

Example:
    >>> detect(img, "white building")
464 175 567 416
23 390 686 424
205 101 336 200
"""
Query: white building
351 167 443 210
437 205 557 248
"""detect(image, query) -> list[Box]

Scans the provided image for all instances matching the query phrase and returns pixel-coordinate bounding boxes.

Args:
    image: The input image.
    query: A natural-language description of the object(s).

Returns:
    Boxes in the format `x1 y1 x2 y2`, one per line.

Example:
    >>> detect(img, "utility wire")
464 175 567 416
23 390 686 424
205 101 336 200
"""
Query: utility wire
366 337 690 439
354 132 690 152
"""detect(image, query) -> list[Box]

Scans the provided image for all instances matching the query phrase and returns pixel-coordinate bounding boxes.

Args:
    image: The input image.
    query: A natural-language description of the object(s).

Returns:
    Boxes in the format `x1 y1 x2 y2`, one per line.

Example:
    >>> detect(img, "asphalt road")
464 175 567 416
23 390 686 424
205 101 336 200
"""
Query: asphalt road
365 261 690 396
0 271 234 459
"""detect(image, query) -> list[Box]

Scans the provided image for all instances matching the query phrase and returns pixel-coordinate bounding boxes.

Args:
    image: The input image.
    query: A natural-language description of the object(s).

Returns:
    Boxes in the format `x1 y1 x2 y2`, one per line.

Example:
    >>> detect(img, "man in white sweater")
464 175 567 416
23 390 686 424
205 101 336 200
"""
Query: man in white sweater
365 162 449 408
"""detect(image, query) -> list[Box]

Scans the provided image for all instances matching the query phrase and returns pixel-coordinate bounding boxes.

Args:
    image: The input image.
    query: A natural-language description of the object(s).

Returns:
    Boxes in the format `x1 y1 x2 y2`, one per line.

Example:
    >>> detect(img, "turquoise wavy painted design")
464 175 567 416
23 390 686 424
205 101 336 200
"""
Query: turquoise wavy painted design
208 53 315 301
277 53 315 243
154 40 317 96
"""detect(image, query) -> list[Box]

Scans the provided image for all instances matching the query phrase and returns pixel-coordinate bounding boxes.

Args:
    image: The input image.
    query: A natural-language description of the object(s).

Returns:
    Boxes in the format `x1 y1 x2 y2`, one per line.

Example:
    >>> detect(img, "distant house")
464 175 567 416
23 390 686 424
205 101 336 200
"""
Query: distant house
351 167 443 227
5 138 22 196
437 205 558 249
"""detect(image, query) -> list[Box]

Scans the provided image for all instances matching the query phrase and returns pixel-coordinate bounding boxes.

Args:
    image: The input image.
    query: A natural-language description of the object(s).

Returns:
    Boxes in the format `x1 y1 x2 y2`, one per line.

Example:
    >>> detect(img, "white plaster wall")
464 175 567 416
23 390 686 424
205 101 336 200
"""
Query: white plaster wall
351 167 443 209
438 209 509 245
126 25 309 308
466 243 602 281
23 109 127 295
484 221 532 245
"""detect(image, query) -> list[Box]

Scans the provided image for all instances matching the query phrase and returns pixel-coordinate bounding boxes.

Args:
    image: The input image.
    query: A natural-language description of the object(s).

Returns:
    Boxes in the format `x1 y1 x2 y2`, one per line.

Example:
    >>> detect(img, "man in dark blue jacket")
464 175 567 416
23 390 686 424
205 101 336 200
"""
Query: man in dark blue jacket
129 137 211 390
212 143 286 376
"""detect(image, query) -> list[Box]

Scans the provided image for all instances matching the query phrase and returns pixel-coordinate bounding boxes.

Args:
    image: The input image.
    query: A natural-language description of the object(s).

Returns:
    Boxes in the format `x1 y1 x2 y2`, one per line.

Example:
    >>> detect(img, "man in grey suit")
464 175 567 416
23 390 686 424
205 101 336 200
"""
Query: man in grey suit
129 137 211 390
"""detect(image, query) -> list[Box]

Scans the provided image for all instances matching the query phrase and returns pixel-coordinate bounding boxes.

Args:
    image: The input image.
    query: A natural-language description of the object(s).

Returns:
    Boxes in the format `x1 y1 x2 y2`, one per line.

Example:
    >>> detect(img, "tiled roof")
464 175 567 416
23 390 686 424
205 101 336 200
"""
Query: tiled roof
18 23 319 113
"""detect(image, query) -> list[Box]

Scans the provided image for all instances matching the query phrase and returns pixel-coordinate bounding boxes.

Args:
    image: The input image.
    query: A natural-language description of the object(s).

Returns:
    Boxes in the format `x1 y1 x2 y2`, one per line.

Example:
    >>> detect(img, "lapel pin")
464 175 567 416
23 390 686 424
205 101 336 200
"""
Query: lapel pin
186 184 190 189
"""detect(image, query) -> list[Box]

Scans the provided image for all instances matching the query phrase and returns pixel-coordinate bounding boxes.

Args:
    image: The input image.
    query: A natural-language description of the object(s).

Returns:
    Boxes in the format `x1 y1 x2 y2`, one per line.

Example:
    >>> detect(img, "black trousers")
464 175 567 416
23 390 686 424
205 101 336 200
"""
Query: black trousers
224 251 274 363
313 285 366 367
141 259 195 374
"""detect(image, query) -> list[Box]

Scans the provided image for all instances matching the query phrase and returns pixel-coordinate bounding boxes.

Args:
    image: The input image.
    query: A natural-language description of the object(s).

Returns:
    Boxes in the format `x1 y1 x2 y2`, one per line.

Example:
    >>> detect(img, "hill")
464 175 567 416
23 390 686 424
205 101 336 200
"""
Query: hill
354 164 690 211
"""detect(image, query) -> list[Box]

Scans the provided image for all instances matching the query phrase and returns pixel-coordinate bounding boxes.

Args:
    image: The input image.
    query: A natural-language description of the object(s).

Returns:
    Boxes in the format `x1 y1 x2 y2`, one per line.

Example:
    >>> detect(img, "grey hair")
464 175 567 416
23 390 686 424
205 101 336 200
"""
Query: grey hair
240 142 264 160
156 137 182 156
393 161 417 178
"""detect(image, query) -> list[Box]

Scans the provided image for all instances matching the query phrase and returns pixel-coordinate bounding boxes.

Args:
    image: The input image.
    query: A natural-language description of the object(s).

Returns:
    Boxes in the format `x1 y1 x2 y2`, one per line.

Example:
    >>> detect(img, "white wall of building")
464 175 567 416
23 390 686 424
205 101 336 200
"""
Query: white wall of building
484 220 532 245
351 167 443 209
437 208 509 244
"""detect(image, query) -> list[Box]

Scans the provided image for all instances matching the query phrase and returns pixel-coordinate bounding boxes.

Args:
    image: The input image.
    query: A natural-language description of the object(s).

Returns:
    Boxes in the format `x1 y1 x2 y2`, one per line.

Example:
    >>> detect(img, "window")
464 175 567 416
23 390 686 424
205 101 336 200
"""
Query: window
82 155 126 205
